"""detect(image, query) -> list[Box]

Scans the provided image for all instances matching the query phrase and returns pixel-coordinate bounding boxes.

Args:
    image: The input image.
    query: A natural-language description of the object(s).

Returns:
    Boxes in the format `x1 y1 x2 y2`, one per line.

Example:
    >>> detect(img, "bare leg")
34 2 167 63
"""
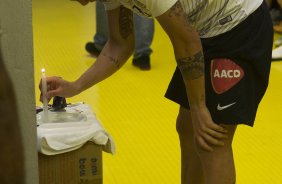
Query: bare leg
195 121 237 184
176 106 204 184
177 106 237 184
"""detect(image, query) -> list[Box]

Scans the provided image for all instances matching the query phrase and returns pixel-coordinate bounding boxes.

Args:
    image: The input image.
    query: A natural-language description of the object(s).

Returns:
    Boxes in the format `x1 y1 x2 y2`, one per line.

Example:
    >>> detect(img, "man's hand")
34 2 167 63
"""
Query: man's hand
190 106 228 152
39 76 79 102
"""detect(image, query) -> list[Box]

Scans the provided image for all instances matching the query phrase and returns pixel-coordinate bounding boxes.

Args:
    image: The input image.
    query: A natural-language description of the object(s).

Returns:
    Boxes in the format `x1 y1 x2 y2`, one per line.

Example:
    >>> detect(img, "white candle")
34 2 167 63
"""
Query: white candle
41 68 48 123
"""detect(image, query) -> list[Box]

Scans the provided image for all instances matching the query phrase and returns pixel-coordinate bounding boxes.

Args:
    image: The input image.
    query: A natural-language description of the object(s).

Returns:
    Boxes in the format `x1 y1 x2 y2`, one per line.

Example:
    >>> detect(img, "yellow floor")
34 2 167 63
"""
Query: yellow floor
32 1 282 183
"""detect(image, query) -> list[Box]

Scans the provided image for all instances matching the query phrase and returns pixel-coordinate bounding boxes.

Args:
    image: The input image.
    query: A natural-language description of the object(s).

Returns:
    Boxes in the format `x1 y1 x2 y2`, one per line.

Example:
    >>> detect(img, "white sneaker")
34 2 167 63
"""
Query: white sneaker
272 45 282 61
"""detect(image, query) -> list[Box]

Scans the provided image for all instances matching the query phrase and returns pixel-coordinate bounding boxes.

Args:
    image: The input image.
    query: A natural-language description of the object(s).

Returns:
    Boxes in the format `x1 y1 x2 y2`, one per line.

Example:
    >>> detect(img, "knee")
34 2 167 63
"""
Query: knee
195 127 236 158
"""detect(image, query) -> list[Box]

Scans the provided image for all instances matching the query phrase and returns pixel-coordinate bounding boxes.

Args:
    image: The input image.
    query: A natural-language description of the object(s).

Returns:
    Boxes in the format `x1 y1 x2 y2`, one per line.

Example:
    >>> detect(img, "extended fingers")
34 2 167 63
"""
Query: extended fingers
196 136 214 152
205 128 228 139
202 133 225 146
39 76 60 102
196 126 228 151
195 133 225 152
47 90 58 98
210 123 228 133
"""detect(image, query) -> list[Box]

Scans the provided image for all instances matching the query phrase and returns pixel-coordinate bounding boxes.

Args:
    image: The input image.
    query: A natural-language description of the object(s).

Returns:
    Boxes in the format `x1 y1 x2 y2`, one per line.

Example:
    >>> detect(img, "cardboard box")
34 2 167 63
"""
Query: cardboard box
38 142 102 184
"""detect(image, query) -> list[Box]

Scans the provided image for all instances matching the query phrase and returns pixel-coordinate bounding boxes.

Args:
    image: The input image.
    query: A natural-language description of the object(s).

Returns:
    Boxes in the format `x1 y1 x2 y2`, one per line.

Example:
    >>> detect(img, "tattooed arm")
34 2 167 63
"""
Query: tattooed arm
157 1 227 152
157 1 205 106
42 6 134 98
73 6 134 93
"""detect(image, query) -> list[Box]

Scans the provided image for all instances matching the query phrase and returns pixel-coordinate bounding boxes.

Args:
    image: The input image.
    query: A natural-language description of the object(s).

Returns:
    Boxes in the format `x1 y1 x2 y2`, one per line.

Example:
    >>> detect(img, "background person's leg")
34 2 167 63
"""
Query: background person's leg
132 14 154 70
86 1 108 56
94 1 108 50
133 14 154 59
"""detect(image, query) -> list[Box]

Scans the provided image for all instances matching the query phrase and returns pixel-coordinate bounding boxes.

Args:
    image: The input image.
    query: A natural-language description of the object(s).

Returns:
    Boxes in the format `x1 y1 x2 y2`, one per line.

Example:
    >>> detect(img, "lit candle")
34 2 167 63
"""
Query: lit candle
41 68 48 123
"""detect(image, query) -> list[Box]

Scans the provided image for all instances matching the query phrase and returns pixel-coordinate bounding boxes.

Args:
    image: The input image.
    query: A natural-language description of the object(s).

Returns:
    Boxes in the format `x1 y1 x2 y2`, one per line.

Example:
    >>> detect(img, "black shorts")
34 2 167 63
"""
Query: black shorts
165 2 273 126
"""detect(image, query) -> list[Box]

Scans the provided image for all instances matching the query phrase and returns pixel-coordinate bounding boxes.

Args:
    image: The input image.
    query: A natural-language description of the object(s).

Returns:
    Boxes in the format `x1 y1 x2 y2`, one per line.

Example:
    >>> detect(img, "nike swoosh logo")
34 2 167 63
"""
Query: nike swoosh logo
217 102 236 111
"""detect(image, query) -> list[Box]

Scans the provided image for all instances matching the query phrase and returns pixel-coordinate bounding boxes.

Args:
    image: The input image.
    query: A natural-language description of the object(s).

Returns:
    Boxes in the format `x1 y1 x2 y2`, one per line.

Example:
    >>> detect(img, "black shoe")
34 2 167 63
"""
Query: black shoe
85 42 101 57
132 55 151 70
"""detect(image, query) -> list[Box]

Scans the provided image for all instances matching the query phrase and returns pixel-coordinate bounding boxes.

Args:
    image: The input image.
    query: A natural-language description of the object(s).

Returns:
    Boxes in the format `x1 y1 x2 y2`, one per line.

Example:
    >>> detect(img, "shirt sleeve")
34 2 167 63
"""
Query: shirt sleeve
146 0 178 17
103 0 121 11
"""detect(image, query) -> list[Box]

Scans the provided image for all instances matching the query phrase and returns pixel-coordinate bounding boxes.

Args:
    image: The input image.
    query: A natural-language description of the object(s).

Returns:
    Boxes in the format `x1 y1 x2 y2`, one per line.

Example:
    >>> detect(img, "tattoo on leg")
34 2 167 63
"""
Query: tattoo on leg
177 51 204 80
103 53 120 68
119 6 133 39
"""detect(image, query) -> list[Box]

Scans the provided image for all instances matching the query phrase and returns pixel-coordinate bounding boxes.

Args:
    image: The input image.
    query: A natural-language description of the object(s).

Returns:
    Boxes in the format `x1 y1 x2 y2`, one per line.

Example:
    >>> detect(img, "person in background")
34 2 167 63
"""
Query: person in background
42 0 273 183
85 1 155 70
0 50 24 184
266 0 282 24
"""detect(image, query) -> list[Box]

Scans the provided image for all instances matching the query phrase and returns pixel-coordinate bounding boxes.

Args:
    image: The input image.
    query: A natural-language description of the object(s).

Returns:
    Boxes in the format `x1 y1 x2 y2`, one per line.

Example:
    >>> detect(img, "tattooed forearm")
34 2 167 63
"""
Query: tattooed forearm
103 53 121 68
177 51 204 80
119 6 133 39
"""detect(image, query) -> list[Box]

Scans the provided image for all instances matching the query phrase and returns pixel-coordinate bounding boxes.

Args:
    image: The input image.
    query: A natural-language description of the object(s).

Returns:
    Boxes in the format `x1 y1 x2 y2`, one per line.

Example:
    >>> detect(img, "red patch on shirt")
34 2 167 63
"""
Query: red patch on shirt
211 58 244 94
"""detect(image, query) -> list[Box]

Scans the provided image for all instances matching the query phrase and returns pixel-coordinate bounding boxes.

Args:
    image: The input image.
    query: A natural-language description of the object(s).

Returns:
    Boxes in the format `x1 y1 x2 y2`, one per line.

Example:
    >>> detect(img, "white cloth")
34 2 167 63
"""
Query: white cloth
37 103 115 155
272 45 282 60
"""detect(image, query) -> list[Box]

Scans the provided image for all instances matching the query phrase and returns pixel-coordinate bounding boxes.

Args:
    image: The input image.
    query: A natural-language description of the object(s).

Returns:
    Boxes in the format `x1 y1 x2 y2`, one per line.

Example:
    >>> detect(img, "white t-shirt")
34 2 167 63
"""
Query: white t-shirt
103 0 263 38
